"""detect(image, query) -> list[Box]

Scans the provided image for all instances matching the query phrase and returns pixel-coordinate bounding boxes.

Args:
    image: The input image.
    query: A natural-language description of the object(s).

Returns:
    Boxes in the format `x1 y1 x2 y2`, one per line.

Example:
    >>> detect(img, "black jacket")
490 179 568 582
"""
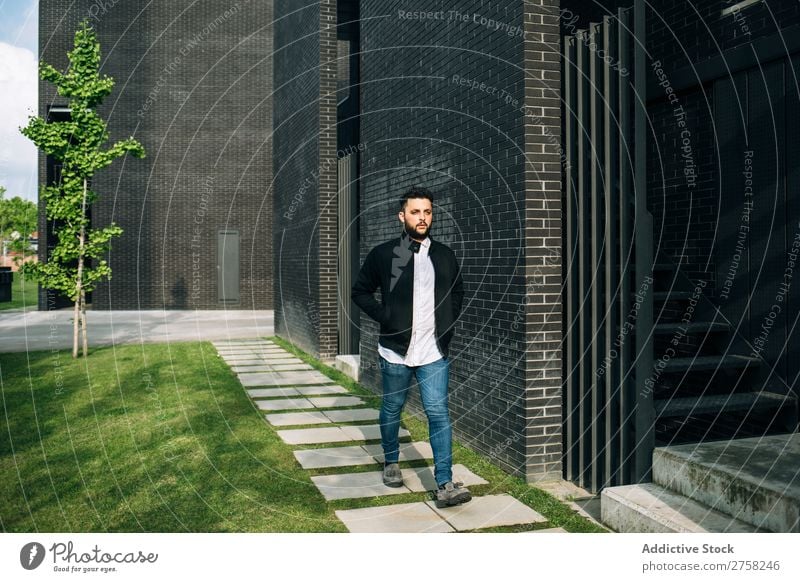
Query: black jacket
351 230 464 360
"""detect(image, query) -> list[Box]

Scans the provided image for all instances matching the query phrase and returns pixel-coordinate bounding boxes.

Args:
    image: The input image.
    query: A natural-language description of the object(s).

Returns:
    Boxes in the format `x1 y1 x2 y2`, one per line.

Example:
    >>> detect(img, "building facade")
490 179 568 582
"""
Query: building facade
38 0 799 490
38 0 274 310
273 0 799 489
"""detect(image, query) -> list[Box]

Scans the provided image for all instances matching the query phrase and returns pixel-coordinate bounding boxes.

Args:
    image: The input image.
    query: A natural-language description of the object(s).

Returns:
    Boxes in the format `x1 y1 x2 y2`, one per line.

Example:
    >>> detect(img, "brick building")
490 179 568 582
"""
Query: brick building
272 0 799 491
38 0 274 310
39 0 798 495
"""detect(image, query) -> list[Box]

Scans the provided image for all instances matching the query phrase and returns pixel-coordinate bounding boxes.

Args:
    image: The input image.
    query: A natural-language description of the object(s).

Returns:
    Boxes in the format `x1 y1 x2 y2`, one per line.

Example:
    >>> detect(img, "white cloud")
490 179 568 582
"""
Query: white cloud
0 41 38 202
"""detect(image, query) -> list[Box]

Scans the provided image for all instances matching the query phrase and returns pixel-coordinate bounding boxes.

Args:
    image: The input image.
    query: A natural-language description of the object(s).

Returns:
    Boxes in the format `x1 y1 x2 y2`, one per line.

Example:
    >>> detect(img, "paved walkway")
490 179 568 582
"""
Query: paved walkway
0 309 273 353
214 338 567 533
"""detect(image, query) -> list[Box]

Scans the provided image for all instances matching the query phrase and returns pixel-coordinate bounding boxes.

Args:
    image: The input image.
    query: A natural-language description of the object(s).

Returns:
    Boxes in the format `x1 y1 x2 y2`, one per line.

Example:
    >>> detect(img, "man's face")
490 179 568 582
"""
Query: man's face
399 197 432 240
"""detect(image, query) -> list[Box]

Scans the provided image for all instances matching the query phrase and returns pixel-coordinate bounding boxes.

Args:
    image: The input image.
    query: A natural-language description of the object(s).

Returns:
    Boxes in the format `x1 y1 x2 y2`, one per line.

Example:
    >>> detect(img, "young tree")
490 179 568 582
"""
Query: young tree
0 188 37 253
20 20 145 358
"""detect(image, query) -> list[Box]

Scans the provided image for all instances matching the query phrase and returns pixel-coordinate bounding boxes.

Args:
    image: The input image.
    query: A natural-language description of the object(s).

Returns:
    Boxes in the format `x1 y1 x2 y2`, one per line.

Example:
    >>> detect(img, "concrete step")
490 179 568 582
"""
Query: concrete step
654 390 796 418
652 434 800 532
652 290 692 301
654 321 729 335
662 354 759 373
600 482 760 533
334 354 360 382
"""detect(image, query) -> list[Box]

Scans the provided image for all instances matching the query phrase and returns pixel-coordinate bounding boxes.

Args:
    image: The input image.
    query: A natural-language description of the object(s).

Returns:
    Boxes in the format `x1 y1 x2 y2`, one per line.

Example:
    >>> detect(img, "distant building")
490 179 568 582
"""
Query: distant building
38 0 274 310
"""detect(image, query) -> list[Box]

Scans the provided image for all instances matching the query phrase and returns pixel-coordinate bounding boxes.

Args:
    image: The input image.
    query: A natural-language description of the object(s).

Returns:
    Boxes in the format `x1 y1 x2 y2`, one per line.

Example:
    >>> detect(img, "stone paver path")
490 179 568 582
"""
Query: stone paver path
336 502 456 533
336 494 547 533
311 464 487 500
277 423 410 445
292 441 433 469
213 338 559 533
266 411 333 427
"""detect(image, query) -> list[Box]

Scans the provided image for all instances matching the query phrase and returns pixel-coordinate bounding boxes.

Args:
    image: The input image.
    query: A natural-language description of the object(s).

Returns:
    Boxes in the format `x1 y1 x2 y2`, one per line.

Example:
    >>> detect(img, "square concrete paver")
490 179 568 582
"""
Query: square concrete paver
277 423 405 445
277 426 354 445
427 494 547 531
340 424 409 441
336 502 454 533
218 349 277 353
311 471 412 500
230 358 303 366
239 371 335 387
213 341 275 348
218 347 286 353
294 385 348 396
294 445 377 469
254 398 315 411
213 342 271 347
247 387 300 398
234 354 305 366
221 354 289 362
265 363 314 371
362 441 433 462
217 349 290 360
265 411 332 426
401 464 488 492
231 363 301 373
220 354 275 361
226 352 290 359
217 348 285 354
323 408 380 423
307 396 364 408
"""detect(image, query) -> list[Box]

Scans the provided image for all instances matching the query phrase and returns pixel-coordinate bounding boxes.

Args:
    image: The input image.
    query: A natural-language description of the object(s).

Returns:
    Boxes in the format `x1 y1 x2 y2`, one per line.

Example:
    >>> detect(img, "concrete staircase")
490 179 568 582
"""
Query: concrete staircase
600 433 800 532
647 259 797 445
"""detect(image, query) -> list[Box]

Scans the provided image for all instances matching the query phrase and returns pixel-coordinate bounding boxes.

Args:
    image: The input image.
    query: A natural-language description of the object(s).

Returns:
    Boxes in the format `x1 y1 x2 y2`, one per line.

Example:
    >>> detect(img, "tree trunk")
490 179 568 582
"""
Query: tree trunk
81 288 88 357
72 294 79 358
74 177 88 358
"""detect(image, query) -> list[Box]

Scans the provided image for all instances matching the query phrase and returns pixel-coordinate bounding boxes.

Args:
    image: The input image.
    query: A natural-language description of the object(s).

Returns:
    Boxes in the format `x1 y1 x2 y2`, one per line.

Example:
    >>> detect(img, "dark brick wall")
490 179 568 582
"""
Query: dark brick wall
38 0 273 310
523 0 563 483
273 0 321 356
356 0 562 482
648 0 800 73
318 0 340 361
645 0 800 291
273 0 339 360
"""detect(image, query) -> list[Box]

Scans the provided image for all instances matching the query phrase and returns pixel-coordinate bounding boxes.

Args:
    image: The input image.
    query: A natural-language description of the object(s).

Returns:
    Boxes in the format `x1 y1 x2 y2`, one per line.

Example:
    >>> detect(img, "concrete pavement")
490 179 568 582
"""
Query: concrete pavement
0 309 274 353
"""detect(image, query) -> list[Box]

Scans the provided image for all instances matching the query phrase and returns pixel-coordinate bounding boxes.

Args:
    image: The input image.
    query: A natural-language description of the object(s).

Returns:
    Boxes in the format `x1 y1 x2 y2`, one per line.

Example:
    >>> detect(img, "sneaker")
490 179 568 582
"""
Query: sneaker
435 481 472 508
382 463 403 488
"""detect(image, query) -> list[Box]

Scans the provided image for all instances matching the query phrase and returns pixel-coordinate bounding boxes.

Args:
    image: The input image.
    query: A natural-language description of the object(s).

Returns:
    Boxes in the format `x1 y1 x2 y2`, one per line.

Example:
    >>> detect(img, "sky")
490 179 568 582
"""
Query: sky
0 0 38 203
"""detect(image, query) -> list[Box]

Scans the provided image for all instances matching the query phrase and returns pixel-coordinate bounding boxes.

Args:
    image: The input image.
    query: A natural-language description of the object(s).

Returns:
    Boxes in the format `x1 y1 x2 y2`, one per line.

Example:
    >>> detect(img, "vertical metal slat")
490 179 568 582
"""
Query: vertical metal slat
589 22 606 493
603 15 620 489
564 36 580 484
633 0 655 483
617 7 635 486
576 31 592 491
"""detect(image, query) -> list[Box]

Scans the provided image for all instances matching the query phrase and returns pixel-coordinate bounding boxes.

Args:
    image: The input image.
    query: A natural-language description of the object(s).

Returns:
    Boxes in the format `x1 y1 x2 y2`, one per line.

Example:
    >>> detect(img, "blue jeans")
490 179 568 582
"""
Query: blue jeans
378 354 452 487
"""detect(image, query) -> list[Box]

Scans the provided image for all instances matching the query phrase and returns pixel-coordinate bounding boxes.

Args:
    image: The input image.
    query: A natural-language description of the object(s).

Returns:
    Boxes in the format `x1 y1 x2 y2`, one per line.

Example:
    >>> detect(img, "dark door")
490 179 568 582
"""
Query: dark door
217 229 240 305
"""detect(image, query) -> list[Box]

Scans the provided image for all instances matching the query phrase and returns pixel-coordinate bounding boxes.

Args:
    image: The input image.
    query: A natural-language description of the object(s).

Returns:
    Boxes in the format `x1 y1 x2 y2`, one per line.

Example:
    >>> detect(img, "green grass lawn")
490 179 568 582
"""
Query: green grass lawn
0 341 346 532
1 337 606 533
0 270 38 311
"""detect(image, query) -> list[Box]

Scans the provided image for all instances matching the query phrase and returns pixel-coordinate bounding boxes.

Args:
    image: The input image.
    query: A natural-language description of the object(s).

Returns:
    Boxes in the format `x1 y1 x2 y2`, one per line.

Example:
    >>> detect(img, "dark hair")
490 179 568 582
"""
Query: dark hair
399 186 434 211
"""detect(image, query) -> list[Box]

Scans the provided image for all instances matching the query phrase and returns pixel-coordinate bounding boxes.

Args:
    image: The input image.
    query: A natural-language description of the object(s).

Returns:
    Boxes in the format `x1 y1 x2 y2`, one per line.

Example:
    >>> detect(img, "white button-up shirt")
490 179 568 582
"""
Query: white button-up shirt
378 236 443 366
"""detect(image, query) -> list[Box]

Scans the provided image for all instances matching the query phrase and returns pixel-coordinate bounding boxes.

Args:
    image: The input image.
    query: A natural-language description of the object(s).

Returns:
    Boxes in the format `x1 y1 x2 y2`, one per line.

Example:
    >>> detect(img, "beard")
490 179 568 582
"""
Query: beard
404 220 430 241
